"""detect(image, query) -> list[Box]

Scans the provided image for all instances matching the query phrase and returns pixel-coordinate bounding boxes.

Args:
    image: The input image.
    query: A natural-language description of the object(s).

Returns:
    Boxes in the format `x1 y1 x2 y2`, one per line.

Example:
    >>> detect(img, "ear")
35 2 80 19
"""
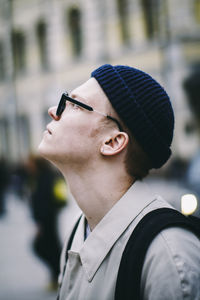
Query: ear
100 132 129 156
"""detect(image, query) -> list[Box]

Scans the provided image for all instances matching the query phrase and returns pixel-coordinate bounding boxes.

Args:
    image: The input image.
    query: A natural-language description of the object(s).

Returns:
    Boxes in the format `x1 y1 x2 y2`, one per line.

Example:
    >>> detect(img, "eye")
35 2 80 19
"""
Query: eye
72 103 81 110
69 102 82 110
66 100 83 111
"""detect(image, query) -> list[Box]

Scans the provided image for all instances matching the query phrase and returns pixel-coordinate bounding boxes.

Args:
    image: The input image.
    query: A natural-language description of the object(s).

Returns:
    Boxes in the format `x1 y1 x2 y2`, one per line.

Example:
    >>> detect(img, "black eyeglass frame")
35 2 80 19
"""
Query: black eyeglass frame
56 92 123 132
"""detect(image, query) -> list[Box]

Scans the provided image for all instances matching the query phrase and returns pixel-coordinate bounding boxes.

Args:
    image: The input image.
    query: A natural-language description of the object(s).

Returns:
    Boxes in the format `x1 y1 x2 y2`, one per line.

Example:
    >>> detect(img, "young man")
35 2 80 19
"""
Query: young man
39 64 200 300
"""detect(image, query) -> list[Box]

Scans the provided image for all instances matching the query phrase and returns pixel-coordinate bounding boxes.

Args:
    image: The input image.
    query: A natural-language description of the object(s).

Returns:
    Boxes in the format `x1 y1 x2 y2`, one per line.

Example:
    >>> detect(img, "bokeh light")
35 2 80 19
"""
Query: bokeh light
181 194 198 215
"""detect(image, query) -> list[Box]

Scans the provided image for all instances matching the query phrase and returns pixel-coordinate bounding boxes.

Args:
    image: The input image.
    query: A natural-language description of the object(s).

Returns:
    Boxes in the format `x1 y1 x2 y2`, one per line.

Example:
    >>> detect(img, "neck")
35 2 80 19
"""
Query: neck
61 162 134 230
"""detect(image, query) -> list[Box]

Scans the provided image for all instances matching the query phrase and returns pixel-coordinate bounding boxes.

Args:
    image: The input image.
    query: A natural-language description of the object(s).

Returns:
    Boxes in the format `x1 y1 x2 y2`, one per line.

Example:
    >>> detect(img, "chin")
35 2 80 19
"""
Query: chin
38 140 51 159
38 141 61 167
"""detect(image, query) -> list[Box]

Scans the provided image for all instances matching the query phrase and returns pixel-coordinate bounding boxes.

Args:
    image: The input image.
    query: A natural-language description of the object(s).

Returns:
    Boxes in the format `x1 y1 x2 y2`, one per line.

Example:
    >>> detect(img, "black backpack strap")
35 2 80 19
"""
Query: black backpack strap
57 215 82 300
115 208 200 300
65 215 82 260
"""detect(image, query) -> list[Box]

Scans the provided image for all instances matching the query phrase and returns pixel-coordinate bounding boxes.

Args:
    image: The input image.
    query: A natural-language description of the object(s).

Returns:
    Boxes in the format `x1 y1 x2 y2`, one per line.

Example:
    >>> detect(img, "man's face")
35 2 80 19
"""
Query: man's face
38 78 113 168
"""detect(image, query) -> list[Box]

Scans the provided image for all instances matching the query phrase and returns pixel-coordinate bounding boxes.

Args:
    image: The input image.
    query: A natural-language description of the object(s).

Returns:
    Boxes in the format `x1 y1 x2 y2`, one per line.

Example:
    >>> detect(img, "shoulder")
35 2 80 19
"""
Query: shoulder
141 226 200 300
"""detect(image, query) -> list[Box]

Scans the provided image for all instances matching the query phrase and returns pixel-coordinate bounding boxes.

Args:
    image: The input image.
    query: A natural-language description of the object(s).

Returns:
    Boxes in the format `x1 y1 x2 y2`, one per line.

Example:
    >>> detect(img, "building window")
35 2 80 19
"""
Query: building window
116 0 130 44
18 115 30 158
141 0 159 40
36 20 48 70
194 0 200 23
0 42 6 80
67 6 82 57
0 119 10 158
12 30 26 74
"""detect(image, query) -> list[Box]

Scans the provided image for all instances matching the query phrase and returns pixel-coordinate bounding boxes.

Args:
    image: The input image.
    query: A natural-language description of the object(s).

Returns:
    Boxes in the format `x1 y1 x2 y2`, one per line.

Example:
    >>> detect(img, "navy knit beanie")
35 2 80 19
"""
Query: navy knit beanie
91 64 174 169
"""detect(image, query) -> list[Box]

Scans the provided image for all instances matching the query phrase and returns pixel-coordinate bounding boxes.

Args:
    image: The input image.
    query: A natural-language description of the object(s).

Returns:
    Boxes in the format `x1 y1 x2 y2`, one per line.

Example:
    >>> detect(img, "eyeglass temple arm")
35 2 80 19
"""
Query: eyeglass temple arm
93 109 122 131
63 92 122 131
106 116 123 131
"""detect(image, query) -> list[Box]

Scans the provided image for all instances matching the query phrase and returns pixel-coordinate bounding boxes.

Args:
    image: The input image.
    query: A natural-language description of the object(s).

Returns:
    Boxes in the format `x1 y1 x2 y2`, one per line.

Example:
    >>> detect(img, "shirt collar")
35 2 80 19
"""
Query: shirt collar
71 180 156 281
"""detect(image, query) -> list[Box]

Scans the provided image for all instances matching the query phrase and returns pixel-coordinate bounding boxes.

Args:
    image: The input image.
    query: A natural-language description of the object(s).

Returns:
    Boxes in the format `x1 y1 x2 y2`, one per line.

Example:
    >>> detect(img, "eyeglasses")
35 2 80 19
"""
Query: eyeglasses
56 92 123 131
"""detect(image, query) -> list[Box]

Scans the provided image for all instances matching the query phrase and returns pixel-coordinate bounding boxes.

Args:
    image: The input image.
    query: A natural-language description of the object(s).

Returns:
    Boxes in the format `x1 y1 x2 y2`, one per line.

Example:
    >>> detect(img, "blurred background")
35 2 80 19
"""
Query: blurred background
0 0 200 299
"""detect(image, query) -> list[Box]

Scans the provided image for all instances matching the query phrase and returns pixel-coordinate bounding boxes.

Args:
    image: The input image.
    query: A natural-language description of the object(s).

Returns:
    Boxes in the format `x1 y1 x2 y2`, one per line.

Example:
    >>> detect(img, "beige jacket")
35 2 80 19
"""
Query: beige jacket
58 181 200 300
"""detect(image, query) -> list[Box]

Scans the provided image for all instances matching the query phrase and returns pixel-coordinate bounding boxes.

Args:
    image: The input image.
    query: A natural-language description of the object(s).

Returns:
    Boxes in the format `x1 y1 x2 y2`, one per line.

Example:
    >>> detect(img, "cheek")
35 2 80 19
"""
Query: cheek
61 113 99 139
89 122 103 138
56 119 94 151
40 113 101 162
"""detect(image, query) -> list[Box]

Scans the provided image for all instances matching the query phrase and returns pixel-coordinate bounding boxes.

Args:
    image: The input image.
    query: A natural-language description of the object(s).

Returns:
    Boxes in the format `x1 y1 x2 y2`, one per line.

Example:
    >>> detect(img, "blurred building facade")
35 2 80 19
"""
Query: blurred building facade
0 0 200 165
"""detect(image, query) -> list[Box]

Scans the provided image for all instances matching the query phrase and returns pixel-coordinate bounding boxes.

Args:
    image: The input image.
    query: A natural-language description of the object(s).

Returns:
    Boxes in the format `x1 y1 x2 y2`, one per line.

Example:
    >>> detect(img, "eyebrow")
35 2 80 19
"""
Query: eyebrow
70 92 90 106
63 93 93 111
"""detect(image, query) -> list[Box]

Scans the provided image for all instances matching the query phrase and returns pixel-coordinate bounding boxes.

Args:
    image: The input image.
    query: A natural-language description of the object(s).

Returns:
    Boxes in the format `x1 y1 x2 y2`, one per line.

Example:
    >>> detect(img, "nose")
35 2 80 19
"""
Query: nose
48 106 60 121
